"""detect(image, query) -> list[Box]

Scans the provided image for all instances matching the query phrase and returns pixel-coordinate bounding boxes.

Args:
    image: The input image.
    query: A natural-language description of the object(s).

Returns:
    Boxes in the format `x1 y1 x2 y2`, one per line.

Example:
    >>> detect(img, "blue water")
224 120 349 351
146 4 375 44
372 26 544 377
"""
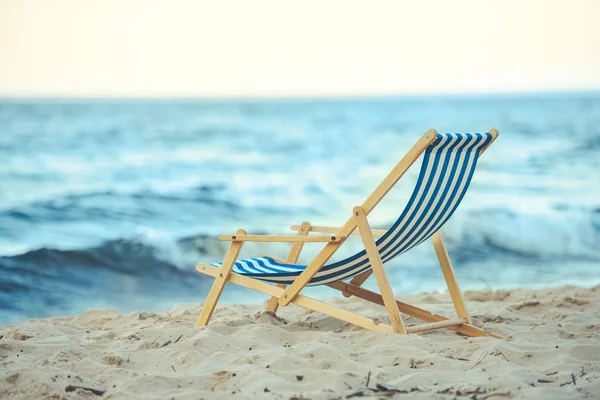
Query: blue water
1 93 600 324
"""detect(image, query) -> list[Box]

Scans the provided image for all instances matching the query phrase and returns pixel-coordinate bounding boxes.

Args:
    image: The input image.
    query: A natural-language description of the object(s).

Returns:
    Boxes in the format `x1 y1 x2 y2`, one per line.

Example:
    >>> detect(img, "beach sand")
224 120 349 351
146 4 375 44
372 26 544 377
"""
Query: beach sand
1 285 599 399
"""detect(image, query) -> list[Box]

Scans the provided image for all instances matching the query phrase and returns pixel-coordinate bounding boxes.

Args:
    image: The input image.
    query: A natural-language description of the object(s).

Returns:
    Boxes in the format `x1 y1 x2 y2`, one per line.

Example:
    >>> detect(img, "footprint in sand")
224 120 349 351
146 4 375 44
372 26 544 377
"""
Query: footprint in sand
570 345 600 361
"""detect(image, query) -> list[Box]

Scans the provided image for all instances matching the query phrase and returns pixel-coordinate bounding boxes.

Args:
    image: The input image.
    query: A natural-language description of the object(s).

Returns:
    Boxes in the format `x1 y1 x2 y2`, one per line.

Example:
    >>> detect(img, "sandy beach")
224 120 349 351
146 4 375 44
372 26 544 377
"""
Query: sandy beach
1 285 599 399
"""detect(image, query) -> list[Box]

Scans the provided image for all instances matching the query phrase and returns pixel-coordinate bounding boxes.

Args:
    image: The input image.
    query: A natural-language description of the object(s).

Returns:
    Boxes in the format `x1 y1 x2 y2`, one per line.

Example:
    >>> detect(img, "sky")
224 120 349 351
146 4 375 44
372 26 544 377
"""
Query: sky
0 0 599 98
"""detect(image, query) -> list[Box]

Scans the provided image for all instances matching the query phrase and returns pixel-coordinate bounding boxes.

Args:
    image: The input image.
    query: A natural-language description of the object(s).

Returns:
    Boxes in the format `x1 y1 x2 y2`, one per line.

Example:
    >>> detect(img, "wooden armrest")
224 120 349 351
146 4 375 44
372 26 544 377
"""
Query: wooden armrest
290 224 387 237
218 234 345 243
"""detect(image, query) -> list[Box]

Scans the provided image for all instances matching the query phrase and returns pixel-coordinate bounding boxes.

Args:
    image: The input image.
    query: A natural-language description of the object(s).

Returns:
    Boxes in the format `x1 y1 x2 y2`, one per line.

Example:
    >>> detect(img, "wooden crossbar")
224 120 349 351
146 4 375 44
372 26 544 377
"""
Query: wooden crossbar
218 234 345 242
342 269 373 298
327 281 501 338
290 225 387 237
406 318 466 334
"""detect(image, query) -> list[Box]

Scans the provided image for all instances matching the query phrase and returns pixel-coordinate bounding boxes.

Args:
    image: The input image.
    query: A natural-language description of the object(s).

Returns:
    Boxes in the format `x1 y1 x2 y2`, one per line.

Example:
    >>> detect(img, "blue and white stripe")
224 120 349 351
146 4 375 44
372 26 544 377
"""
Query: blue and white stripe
209 133 492 286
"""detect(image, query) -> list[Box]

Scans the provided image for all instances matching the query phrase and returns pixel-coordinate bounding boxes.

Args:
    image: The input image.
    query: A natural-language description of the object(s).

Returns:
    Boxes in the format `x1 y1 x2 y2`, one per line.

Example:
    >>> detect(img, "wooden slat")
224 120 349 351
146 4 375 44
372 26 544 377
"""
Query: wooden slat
279 130 437 306
431 232 470 323
194 229 246 327
354 207 406 333
290 225 387 237
327 281 502 338
328 281 432 320
406 318 465 334
196 263 393 333
218 234 345 243
266 222 311 313
342 270 373 298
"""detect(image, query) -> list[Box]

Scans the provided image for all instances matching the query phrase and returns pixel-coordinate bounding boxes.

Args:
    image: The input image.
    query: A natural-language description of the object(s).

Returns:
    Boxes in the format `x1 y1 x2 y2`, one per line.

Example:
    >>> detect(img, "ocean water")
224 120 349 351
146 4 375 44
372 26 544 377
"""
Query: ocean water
1 93 599 324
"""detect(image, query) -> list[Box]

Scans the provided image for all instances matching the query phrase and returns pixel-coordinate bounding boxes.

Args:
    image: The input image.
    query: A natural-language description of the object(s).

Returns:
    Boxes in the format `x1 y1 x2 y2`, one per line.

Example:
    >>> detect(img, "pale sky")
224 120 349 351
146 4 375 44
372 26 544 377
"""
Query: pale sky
1 0 599 98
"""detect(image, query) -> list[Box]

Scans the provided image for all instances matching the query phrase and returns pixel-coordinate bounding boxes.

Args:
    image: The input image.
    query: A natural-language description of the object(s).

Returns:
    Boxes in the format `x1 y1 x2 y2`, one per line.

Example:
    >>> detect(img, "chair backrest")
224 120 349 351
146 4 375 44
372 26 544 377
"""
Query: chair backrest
311 132 493 285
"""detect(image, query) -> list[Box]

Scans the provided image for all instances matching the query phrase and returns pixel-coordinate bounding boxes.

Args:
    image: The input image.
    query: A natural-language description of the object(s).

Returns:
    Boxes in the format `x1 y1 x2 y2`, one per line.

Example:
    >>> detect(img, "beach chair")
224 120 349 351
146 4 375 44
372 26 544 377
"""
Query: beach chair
194 129 501 337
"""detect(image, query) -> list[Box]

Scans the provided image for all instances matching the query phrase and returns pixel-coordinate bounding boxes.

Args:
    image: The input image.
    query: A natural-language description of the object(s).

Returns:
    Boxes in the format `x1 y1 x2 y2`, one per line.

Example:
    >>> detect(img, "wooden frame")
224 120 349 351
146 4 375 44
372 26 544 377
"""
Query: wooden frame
194 129 501 337
195 229 246 327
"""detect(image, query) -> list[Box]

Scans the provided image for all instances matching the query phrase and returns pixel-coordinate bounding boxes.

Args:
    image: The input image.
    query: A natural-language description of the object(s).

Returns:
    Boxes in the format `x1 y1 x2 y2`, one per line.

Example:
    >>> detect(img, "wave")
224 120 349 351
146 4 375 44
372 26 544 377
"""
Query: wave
1 205 599 324
0 184 238 224
2 206 598 278
3 238 198 279
386 206 600 263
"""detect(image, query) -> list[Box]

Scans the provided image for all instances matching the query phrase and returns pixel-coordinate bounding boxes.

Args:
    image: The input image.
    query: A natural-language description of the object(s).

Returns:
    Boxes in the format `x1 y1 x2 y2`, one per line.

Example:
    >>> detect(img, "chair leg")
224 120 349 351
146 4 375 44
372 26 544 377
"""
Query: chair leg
354 207 406 333
265 284 286 313
431 231 471 323
195 229 246 327
266 222 312 313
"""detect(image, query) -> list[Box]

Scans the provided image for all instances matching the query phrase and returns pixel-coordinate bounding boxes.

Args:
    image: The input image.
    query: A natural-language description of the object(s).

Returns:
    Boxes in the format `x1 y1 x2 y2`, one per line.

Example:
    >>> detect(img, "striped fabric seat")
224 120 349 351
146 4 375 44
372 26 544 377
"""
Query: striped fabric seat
211 132 492 286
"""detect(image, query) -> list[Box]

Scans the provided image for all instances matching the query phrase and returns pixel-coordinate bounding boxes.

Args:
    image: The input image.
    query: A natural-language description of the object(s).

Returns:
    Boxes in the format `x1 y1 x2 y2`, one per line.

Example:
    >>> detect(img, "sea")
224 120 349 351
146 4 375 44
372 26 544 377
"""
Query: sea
1 93 599 324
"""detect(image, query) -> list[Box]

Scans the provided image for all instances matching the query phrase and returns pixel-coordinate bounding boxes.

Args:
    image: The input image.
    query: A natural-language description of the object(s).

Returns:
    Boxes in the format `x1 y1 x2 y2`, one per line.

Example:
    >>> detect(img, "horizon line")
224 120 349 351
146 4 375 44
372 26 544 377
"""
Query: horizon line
1 88 600 103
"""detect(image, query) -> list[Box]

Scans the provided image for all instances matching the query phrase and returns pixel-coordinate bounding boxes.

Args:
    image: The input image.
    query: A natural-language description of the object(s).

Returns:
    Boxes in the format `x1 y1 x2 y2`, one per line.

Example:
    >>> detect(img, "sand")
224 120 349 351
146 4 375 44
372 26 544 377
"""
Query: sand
1 285 599 399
